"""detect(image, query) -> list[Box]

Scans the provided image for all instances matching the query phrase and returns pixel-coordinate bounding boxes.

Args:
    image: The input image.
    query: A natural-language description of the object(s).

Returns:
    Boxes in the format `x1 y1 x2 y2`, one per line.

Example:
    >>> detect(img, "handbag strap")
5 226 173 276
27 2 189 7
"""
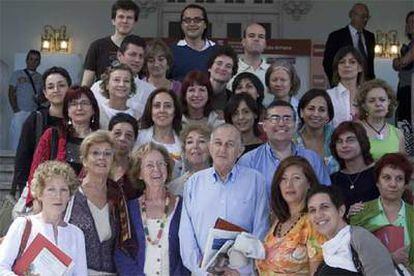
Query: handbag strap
23 69 37 96
350 244 364 274
16 217 32 259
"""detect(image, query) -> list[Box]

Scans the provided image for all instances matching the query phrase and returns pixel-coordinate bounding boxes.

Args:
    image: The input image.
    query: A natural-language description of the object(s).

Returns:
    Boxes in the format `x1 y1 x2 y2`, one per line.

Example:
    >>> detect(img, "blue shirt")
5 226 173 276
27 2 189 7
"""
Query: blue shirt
238 143 331 194
179 164 270 274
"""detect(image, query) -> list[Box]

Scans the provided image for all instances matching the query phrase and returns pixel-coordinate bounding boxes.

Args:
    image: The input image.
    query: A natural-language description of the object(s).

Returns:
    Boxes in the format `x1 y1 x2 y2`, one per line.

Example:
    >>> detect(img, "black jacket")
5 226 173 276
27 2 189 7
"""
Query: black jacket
323 26 375 87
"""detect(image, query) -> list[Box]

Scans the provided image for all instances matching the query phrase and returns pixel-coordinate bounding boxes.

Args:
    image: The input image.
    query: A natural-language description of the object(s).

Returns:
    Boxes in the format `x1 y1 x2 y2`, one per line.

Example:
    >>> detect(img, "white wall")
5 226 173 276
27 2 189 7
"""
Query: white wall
282 0 413 44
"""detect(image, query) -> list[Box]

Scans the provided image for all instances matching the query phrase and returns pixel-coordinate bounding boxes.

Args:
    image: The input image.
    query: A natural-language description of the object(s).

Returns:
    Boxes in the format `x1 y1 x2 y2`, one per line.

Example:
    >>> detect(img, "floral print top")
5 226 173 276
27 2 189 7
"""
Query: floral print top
256 214 325 275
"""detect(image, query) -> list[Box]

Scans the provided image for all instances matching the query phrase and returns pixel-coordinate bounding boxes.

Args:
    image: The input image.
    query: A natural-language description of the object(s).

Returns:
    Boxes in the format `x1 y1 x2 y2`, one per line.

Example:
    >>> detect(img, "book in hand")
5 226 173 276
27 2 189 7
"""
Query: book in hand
373 225 404 253
13 233 74 276
201 218 247 270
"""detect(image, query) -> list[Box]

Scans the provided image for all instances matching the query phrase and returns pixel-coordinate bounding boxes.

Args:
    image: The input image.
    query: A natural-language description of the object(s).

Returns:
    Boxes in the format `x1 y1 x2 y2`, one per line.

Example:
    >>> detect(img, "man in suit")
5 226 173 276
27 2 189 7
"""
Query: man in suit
323 3 375 87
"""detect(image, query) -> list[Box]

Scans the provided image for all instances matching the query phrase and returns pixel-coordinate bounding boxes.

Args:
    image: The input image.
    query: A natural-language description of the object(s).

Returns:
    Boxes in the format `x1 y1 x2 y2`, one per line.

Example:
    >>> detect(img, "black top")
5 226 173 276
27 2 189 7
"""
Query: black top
12 109 62 194
315 261 362 276
84 36 119 79
243 143 263 155
66 136 83 175
330 166 379 208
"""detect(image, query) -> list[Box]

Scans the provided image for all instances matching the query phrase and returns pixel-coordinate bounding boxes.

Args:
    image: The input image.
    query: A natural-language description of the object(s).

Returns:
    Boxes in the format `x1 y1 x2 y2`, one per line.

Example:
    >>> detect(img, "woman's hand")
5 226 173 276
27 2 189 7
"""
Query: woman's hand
347 202 364 217
392 246 409 266
213 267 240 276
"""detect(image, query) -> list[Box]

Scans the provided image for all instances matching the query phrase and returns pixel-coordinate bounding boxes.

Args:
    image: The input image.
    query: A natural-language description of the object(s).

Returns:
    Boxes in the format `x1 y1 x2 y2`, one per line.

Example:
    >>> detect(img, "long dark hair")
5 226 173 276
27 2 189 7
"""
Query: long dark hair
271 156 320 223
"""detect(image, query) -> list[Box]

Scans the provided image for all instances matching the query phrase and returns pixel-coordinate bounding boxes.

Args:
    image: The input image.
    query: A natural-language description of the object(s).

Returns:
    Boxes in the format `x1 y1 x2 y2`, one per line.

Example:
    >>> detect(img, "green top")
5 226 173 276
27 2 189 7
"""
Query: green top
369 124 400 160
350 198 414 270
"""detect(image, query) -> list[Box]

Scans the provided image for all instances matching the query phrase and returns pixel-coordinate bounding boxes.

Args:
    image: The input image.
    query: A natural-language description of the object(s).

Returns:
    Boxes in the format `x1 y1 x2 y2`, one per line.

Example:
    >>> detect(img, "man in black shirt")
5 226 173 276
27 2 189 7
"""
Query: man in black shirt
81 0 140 87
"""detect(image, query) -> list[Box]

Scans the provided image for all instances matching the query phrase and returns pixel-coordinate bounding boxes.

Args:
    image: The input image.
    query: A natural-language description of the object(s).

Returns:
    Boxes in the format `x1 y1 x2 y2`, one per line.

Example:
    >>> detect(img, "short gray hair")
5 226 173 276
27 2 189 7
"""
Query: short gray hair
210 123 242 148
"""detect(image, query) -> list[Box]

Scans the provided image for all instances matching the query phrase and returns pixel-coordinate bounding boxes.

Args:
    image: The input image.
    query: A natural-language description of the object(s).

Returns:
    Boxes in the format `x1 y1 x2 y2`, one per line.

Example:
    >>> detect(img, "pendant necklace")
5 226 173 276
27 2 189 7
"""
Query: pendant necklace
346 170 365 190
364 120 386 140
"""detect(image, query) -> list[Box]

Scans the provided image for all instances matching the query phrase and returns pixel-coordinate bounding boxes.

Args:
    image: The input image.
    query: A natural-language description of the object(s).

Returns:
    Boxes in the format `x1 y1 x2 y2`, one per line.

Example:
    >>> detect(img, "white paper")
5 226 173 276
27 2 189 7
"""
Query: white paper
29 248 71 276
201 228 240 269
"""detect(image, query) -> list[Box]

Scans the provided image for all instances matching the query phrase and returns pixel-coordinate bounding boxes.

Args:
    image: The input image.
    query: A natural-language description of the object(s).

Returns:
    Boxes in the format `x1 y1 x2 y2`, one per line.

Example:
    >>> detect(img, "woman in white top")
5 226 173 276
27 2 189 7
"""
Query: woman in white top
181 70 224 128
0 160 87 276
327 46 365 127
66 130 118 275
114 143 190 275
136 88 183 179
98 63 138 129
265 60 301 113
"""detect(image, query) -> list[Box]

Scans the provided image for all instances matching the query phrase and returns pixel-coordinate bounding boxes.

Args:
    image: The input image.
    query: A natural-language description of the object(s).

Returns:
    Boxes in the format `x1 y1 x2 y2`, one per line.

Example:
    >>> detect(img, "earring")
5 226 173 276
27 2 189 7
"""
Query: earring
68 118 72 125
91 117 95 124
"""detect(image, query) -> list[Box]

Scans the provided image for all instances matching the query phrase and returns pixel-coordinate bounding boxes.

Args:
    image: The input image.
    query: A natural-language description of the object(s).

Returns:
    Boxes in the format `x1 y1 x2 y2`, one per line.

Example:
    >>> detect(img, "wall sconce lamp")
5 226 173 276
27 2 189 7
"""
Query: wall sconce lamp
374 30 400 58
41 25 70 53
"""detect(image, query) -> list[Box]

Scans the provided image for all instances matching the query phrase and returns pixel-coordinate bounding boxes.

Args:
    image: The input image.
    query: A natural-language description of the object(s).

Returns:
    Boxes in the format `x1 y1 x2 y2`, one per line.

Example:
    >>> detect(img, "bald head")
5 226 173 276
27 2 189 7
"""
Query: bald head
349 3 370 31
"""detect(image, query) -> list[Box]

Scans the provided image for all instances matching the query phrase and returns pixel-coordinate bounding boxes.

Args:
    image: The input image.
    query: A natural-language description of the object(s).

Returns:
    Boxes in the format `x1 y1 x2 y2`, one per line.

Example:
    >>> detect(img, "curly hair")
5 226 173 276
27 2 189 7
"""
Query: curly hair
356 79 397 120
31 160 79 200
80 130 115 163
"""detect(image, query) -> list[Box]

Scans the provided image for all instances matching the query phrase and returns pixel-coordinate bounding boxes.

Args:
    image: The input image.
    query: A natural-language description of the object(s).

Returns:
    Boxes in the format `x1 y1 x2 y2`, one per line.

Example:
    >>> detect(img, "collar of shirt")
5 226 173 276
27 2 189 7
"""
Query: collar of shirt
238 57 269 72
348 24 361 36
336 82 349 95
265 142 298 161
177 39 216 51
211 164 238 185
378 197 406 224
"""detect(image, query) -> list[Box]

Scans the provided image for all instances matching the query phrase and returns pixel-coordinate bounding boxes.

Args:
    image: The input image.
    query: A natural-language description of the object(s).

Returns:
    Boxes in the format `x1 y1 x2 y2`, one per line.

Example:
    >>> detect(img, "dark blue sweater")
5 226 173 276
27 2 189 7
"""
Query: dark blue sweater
170 43 218 81
114 197 190 275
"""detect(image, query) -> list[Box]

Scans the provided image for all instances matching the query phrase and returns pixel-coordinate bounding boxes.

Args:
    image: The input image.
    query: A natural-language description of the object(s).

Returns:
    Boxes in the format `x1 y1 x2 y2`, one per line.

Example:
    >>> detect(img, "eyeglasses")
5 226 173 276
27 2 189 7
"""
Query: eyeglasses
69 100 91 108
143 161 168 171
90 149 114 159
265 114 294 124
182 17 205 24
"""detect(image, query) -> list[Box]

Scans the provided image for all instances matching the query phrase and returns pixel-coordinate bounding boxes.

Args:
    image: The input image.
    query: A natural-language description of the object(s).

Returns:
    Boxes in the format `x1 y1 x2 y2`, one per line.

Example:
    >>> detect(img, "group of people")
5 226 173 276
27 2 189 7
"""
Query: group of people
3 0 414 275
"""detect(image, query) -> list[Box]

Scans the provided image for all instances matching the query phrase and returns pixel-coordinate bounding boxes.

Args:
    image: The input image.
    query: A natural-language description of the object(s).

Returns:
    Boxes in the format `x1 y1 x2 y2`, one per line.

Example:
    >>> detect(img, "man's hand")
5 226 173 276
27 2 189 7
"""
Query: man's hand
392 246 409 266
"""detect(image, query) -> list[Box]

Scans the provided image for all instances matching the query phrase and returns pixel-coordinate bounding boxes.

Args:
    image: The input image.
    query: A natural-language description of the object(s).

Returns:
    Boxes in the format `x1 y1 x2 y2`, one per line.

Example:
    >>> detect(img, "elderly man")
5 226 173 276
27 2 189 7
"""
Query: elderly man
90 35 155 120
238 100 331 193
228 23 272 106
323 3 375 86
179 123 269 275
170 4 218 81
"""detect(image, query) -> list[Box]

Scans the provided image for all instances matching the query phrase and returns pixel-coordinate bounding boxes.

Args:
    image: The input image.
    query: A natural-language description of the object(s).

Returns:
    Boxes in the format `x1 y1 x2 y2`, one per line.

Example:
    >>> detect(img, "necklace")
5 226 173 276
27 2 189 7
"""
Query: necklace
364 120 386 140
274 213 304 238
140 192 170 245
345 169 365 190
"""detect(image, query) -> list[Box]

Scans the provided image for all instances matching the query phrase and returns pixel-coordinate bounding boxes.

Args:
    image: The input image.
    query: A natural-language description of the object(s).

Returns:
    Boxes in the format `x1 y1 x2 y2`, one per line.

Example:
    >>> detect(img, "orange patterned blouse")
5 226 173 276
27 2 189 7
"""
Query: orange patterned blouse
256 214 325 275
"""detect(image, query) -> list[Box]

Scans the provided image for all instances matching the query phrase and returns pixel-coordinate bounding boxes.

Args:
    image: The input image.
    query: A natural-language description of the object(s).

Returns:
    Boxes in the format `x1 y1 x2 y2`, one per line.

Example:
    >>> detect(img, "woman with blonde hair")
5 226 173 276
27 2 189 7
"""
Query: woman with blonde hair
66 130 119 275
0 161 87 275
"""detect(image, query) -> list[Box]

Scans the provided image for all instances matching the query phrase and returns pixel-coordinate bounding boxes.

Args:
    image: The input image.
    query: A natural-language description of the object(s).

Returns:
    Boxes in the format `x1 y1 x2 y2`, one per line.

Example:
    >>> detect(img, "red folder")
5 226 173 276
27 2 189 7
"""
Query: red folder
13 233 73 274
373 225 405 253
214 217 247 233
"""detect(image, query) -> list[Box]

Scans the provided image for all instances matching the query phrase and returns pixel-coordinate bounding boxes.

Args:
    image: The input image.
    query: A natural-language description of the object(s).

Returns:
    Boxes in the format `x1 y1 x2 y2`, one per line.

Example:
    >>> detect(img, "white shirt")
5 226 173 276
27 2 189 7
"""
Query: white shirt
135 126 183 179
90 77 155 120
176 39 216 51
327 82 354 127
322 225 358 272
0 216 87 276
348 25 367 53
143 197 179 276
98 100 136 130
227 57 272 106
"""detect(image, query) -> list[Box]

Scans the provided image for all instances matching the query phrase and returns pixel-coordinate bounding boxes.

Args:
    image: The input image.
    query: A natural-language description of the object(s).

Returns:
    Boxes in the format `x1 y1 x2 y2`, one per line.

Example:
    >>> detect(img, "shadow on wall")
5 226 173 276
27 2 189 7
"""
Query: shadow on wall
0 60 12 150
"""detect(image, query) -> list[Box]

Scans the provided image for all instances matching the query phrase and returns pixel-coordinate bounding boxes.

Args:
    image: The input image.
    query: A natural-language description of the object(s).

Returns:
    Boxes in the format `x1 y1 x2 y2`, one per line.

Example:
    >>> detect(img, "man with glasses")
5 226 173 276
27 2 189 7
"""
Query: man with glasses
238 100 331 193
323 3 375 86
170 4 218 81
